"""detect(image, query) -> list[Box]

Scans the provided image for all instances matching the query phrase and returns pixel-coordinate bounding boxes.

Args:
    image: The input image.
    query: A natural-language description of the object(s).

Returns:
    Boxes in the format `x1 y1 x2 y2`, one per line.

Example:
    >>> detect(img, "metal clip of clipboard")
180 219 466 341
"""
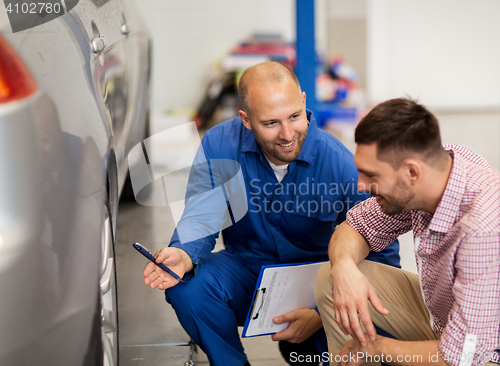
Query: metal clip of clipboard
249 288 266 320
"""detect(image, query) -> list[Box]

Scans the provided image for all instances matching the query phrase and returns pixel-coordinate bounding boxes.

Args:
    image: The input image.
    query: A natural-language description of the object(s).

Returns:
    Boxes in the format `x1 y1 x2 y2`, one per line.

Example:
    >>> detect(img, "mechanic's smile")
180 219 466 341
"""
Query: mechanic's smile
278 140 295 149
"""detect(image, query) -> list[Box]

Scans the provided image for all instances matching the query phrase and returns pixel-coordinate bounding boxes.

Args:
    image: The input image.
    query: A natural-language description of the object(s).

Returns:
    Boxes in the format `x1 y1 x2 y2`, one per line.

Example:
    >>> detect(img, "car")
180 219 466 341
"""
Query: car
0 0 151 364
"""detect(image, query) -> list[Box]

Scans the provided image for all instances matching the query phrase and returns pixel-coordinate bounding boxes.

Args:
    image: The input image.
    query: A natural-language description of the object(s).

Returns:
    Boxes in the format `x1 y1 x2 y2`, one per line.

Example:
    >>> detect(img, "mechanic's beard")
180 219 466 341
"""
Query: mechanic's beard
254 130 307 164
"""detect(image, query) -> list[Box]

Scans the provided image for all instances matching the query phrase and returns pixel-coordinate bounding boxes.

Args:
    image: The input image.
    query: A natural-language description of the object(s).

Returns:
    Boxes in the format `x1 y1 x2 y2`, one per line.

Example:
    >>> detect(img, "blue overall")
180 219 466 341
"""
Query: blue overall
166 112 400 365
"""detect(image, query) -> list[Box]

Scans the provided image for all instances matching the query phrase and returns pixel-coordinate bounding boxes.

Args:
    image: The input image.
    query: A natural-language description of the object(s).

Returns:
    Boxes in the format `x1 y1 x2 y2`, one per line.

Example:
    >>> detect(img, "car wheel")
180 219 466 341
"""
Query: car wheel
99 203 118 366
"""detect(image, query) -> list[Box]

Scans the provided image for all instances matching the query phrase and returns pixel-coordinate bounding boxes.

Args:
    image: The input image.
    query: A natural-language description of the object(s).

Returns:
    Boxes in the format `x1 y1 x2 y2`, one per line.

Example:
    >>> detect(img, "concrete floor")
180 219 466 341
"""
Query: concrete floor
116 111 499 365
116 201 288 366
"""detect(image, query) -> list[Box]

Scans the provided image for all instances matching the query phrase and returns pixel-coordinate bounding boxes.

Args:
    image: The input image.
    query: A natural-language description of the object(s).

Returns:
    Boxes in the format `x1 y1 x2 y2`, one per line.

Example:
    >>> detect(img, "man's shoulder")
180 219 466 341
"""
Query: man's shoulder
448 144 500 233
315 128 352 151
460 176 500 234
446 144 495 171
313 128 355 162
449 144 500 189
202 117 249 156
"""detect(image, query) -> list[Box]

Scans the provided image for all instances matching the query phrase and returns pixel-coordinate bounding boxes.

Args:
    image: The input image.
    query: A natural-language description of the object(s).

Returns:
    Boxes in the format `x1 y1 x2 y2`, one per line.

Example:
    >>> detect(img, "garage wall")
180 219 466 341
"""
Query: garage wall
325 0 367 89
136 0 500 112
366 0 500 110
135 1 295 113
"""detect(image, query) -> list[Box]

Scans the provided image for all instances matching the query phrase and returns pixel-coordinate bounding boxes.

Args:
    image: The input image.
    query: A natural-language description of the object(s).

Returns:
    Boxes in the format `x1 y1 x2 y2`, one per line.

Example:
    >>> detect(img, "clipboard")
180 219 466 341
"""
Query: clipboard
242 261 326 338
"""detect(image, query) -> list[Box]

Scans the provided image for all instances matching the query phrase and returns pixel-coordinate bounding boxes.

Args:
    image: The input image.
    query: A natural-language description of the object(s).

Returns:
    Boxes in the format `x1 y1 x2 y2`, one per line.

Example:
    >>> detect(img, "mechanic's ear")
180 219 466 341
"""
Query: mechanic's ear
239 110 252 130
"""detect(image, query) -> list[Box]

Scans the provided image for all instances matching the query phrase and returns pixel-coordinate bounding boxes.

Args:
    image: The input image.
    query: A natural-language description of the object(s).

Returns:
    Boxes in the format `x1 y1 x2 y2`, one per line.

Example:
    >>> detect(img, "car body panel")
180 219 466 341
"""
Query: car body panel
0 0 151 364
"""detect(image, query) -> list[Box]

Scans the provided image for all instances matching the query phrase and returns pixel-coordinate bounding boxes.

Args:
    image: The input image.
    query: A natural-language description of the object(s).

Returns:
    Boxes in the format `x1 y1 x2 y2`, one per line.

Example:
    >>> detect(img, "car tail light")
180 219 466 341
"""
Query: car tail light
0 35 38 103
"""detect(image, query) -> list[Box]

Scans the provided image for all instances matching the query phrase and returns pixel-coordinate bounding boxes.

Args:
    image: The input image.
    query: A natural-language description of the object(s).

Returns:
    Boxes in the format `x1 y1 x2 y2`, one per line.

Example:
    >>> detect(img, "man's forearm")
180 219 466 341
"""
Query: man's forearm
329 222 371 266
371 338 449 366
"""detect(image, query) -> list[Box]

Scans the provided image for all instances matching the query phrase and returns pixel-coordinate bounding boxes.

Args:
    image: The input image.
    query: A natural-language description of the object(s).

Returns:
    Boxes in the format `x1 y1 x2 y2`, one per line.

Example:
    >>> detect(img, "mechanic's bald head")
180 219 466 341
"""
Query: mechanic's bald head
238 61 301 117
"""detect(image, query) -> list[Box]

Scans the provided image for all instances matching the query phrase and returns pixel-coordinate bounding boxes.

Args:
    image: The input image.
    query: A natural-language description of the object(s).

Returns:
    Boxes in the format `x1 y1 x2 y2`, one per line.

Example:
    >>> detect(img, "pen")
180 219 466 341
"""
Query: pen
132 242 183 283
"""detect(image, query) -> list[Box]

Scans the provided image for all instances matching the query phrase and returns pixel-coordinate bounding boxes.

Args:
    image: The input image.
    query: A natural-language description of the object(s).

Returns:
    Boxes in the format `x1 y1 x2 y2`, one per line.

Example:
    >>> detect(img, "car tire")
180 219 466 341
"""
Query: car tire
82 202 119 366
100 203 119 366
82 294 102 366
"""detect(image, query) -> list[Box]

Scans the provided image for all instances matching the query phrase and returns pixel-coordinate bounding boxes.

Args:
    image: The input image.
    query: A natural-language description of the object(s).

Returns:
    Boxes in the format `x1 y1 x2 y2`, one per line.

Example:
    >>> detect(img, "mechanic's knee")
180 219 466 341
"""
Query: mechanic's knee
165 269 224 311
164 280 190 306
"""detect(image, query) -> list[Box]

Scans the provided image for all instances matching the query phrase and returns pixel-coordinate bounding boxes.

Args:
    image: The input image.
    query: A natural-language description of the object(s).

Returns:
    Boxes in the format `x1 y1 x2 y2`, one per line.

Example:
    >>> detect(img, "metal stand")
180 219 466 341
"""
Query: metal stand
183 338 197 366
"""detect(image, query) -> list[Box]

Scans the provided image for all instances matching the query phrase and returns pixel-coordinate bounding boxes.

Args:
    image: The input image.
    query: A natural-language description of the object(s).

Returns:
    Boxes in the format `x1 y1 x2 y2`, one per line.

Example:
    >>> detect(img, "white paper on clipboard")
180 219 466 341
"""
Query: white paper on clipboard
242 261 326 338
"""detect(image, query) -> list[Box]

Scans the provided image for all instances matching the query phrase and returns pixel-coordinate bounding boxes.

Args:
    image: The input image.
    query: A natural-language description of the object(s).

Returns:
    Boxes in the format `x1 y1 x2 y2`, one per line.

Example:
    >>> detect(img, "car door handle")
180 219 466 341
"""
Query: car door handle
91 37 105 53
120 23 130 36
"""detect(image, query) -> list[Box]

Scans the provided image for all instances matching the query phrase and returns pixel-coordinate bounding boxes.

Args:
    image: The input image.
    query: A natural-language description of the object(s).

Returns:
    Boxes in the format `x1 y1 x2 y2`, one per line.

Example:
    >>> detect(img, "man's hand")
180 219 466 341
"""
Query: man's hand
143 247 193 290
271 308 322 343
331 261 388 346
339 335 448 366
338 334 380 366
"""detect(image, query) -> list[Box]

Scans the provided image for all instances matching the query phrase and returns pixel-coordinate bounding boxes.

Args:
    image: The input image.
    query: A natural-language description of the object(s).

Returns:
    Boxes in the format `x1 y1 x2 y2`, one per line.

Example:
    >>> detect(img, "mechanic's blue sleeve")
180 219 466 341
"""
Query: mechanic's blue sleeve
169 228 217 273
168 136 221 273
167 132 246 273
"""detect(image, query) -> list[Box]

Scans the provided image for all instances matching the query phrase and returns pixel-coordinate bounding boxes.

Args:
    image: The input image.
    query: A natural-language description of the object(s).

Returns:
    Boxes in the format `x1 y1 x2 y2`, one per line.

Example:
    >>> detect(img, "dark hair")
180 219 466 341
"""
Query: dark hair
355 98 446 168
237 61 300 117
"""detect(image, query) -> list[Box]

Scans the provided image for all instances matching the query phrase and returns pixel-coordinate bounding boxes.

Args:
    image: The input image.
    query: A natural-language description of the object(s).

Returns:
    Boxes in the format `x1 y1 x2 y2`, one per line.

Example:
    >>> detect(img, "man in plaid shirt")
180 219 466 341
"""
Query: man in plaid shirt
315 98 499 366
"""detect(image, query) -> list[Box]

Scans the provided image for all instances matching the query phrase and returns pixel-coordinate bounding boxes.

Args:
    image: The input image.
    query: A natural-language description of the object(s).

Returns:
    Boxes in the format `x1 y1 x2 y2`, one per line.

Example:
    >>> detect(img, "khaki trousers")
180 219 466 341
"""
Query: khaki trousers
315 260 496 366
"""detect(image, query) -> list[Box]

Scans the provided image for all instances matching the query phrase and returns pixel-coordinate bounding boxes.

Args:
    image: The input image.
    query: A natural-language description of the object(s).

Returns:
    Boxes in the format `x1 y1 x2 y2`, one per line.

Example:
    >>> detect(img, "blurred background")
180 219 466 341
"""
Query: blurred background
136 0 500 120
134 0 500 167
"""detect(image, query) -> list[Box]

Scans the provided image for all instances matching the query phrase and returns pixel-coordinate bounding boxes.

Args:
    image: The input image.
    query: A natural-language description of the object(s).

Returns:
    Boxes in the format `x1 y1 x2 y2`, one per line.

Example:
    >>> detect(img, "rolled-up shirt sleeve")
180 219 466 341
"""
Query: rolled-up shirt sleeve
438 231 500 366
346 197 412 252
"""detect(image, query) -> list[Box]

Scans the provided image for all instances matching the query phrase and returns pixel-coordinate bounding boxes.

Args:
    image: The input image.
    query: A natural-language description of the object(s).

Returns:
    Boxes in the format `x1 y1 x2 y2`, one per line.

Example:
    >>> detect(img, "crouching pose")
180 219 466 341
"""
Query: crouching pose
315 98 500 366
142 62 400 366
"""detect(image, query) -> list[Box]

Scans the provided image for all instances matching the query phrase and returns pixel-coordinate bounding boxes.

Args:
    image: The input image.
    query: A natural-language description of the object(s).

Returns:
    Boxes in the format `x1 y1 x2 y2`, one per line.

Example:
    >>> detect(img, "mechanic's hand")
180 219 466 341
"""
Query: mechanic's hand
143 247 193 290
271 308 323 344
331 261 388 346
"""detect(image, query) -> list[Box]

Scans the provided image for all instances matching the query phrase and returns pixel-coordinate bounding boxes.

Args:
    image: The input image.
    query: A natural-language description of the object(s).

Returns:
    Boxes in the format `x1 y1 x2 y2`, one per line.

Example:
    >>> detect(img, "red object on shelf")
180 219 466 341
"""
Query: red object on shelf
230 44 296 68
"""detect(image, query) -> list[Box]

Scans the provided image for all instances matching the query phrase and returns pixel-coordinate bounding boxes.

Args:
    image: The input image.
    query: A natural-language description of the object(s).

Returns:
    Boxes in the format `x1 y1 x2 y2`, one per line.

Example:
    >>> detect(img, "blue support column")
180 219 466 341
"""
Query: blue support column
295 0 316 117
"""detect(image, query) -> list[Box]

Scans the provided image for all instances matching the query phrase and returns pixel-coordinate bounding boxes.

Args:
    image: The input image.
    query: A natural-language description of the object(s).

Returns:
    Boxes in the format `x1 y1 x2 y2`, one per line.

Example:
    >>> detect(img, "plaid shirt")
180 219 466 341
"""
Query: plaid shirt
346 145 500 366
